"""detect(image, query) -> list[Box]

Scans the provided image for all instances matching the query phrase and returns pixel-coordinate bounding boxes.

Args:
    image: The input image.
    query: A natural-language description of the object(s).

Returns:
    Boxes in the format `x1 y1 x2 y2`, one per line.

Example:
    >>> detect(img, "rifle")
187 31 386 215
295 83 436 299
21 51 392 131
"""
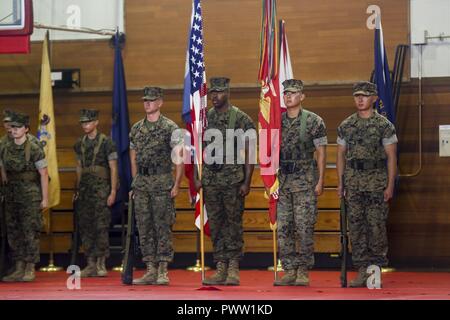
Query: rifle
69 196 81 266
340 185 349 288
0 194 6 278
121 197 137 285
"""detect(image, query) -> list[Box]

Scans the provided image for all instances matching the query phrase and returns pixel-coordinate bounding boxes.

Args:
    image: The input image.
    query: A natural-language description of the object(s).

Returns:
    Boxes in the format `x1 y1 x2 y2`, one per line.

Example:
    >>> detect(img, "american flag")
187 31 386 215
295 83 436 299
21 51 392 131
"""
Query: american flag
182 0 210 236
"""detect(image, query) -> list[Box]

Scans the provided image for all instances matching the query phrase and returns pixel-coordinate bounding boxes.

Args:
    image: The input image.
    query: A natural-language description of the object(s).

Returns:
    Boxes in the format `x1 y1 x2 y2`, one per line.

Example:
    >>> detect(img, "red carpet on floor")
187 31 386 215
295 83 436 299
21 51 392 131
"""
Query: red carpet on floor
0 270 449 300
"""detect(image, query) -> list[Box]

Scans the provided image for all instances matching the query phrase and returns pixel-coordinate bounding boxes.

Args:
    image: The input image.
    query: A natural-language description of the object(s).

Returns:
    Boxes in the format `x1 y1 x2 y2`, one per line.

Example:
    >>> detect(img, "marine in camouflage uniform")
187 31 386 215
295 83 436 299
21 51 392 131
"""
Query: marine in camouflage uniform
0 110 14 278
73 109 118 278
130 87 183 286
0 110 41 162
274 79 328 286
0 112 48 282
336 81 398 287
0 110 15 201
0 110 42 278
196 77 256 286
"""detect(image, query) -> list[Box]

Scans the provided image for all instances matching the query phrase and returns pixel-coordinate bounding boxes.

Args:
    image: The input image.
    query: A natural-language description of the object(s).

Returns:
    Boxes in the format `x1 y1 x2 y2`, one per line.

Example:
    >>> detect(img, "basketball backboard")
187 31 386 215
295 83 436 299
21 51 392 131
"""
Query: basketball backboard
32 0 124 41
0 0 33 53
0 0 33 35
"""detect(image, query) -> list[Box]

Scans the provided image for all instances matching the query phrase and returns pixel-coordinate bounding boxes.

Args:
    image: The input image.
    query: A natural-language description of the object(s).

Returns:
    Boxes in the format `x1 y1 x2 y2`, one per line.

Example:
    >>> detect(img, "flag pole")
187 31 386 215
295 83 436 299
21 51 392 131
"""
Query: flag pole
272 227 278 281
39 209 62 272
198 128 205 281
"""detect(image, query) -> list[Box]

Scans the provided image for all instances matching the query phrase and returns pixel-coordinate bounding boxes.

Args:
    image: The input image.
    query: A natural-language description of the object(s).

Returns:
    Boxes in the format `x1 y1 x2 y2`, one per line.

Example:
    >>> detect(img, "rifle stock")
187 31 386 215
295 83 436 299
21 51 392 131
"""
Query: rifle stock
70 198 80 266
121 197 136 285
340 194 349 288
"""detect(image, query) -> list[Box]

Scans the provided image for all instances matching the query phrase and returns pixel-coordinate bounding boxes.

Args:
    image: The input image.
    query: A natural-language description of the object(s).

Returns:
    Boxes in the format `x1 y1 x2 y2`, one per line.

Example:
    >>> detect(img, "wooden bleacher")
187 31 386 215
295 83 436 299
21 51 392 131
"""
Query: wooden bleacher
42 144 342 255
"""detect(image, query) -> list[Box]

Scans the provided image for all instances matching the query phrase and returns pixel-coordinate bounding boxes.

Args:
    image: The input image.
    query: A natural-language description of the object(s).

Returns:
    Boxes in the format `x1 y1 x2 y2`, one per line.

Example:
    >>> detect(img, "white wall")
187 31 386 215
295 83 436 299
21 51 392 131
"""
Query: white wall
31 0 124 41
411 0 450 78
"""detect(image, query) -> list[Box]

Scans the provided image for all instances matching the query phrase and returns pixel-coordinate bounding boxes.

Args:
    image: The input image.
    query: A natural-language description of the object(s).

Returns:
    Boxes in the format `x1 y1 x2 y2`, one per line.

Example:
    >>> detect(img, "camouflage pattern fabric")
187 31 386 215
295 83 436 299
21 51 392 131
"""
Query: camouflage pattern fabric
130 116 181 192
282 79 304 92
142 87 163 100
201 106 255 263
74 133 117 259
134 190 176 263
79 109 99 122
337 111 397 268
337 112 397 192
203 185 244 262
352 81 378 96
208 77 230 92
345 189 389 268
277 190 317 270
202 106 256 187
0 134 41 158
130 115 181 263
1 138 46 263
278 109 327 192
277 109 327 270
74 133 117 168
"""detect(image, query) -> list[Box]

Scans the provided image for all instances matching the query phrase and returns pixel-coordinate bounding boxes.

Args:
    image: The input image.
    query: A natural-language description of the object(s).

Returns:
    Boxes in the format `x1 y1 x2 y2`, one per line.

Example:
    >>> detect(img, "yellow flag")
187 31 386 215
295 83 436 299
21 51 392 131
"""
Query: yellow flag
38 31 60 219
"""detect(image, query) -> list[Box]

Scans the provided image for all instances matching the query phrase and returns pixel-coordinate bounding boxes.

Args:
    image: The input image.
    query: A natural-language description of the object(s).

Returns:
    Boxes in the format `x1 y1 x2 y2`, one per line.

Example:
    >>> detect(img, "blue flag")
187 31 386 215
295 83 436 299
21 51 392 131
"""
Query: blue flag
374 17 395 125
111 31 132 224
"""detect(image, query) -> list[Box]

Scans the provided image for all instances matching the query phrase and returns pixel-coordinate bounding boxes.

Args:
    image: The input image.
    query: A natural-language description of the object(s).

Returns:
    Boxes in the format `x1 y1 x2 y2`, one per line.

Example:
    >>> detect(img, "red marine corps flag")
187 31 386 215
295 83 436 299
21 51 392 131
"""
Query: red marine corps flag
258 0 282 229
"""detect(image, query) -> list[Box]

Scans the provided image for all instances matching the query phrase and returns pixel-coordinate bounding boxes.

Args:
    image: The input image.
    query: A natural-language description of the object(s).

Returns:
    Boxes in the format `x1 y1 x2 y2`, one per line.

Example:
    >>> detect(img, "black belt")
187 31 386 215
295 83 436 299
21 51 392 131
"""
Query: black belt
206 163 224 172
138 166 171 175
279 160 312 175
347 159 386 170
6 171 39 181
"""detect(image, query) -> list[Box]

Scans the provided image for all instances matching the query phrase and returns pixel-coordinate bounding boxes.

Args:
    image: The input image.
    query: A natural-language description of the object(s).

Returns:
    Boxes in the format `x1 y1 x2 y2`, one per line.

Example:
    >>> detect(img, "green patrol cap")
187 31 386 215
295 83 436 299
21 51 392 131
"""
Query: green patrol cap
353 81 378 96
208 77 230 92
142 86 163 101
79 109 99 122
3 109 14 122
282 79 304 93
9 111 29 127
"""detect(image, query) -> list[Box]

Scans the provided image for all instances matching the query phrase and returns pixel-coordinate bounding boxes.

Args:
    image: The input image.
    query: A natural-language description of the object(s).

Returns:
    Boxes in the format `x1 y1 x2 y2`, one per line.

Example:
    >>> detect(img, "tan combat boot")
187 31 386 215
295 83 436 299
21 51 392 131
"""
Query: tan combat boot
80 257 97 278
156 262 169 286
96 256 108 277
203 261 228 285
349 267 369 288
273 269 297 286
225 259 240 286
132 262 157 285
2 261 25 282
22 263 36 282
295 267 310 286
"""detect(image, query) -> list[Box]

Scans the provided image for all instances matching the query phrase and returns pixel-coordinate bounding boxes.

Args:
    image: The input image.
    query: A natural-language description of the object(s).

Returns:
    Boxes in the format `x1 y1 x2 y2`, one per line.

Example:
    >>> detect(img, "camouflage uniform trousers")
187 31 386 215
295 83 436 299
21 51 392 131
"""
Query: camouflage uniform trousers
345 189 389 268
4 183 42 264
78 175 111 258
277 189 317 270
134 189 176 263
203 184 244 263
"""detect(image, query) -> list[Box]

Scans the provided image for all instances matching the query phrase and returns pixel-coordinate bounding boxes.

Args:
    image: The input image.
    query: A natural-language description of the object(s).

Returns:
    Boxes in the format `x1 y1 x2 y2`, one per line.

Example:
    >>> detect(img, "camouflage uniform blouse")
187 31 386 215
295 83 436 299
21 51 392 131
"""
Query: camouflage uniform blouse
129 115 182 192
337 112 397 191
73 133 117 169
279 109 328 192
202 106 256 187
0 138 47 201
